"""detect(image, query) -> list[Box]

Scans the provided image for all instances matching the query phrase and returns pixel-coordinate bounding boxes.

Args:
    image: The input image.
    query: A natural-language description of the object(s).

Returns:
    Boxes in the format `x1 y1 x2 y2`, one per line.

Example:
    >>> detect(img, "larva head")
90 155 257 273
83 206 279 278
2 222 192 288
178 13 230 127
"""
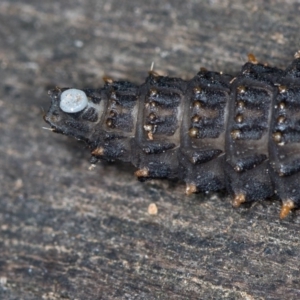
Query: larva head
44 88 104 142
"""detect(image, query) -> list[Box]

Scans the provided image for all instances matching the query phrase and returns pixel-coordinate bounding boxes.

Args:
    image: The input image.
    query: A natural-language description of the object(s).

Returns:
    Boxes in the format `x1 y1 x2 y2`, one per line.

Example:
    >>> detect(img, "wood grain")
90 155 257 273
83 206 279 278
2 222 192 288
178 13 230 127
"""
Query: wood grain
1 1 300 299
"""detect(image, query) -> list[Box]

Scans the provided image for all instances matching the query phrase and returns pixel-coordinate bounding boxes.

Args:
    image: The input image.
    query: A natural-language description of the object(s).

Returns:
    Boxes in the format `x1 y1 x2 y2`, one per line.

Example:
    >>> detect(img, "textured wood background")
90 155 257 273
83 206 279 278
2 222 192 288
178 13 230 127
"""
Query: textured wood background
1 1 300 299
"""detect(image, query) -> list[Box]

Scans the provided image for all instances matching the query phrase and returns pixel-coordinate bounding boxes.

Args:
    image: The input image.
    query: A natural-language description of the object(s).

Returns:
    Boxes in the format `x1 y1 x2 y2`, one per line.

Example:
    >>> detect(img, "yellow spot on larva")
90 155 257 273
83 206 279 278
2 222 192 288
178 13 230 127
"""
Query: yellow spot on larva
106 118 114 128
279 102 285 110
237 86 246 94
231 130 241 140
191 115 200 123
272 132 282 143
235 114 243 123
149 113 156 121
277 116 285 124
149 88 157 96
237 101 245 109
193 101 202 109
278 85 287 93
189 127 199 138
193 87 202 94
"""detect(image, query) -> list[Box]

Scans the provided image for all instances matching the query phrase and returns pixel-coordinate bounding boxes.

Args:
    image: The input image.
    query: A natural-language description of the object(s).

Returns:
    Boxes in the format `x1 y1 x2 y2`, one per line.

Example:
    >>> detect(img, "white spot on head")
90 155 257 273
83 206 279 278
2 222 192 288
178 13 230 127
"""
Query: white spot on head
74 40 84 48
60 89 88 113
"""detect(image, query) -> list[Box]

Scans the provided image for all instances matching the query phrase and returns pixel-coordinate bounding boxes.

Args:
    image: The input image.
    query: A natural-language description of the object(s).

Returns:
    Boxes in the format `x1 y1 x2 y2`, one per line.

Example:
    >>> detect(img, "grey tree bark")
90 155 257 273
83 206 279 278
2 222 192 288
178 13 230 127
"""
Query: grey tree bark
1 1 300 299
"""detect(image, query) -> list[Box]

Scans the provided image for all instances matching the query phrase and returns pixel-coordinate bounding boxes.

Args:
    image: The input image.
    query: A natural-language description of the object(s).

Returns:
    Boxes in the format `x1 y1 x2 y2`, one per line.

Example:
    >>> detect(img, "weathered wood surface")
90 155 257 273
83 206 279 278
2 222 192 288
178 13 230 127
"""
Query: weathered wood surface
1 1 300 299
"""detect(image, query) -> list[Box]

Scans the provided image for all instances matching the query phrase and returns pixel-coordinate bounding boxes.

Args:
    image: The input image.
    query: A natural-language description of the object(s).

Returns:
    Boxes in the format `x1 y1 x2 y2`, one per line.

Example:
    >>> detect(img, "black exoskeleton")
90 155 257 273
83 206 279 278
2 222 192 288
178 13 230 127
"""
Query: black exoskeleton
44 52 300 218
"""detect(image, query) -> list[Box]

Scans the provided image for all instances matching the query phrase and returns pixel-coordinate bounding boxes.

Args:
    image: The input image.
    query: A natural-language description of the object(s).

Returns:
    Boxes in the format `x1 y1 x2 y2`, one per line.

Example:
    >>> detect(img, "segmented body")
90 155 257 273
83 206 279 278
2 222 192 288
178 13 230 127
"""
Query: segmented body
44 52 300 218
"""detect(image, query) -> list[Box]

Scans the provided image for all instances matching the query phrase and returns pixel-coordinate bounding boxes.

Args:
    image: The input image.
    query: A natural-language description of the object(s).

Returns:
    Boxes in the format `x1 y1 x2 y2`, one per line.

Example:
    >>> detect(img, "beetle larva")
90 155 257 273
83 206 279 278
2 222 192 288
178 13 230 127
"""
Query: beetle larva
44 51 300 218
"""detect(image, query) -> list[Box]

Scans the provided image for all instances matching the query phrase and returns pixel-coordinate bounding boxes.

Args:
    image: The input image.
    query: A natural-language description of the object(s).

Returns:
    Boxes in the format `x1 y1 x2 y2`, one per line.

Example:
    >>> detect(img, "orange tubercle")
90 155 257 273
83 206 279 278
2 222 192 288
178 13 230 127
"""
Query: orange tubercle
185 184 197 196
135 168 149 178
248 53 258 64
91 147 104 156
102 76 114 84
232 194 246 208
280 200 295 219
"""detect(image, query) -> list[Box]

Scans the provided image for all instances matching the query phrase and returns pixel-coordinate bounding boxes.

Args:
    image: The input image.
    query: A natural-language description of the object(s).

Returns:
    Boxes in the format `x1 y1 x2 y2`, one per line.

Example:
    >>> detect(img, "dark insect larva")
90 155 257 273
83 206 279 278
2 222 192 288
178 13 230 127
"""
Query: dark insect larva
44 51 300 219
